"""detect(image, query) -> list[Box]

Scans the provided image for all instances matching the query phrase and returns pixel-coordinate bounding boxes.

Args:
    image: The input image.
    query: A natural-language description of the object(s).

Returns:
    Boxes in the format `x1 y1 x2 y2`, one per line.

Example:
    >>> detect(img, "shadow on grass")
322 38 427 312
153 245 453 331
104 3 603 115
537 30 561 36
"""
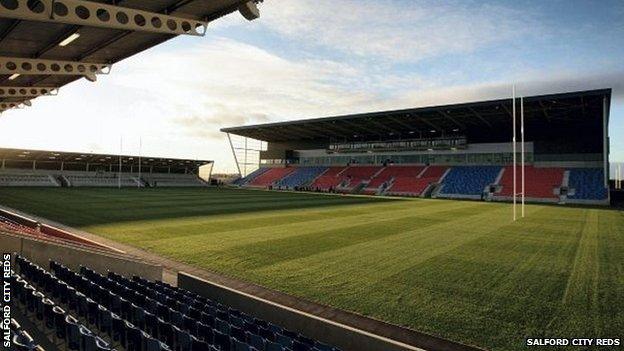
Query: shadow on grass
0 187 399 227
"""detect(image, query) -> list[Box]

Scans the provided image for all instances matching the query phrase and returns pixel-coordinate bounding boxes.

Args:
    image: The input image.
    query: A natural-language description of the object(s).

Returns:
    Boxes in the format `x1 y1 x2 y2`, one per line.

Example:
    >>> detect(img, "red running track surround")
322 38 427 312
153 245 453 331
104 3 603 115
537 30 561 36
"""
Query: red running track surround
248 167 297 187
387 166 449 195
497 165 564 199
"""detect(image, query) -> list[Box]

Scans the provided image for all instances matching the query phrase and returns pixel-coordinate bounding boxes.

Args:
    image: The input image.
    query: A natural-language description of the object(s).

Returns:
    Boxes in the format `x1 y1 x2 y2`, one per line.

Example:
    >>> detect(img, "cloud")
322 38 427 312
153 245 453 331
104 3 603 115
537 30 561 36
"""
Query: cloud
111 38 389 130
390 70 624 109
256 0 542 62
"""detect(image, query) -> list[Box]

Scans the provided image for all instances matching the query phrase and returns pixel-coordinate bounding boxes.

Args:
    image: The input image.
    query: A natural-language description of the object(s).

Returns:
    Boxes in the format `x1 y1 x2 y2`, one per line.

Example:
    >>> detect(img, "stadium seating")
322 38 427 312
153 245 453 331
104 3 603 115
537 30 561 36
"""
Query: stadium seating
248 167 297 187
438 166 501 197
310 167 348 190
337 166 383 190
65 173 139 187
0 172 59 187
386 166 448 196
567 168 608 200
363 165 426 194
142 173 206 187
274 167 328 188
7 316 44 351
233 168 270 186
13 254 340 351
11 258 112 351
496 166 564 199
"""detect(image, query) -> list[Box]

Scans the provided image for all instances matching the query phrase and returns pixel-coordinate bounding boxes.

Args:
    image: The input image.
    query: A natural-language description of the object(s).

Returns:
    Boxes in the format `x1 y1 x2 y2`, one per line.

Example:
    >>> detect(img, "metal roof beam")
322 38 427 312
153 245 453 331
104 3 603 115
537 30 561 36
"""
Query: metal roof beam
466 107 493 128
0 86 59 97
0 99 31 113
286 125 320 139
338 120 377 135
300 123 343 138
388 116 420 132
414 114 443 132
437 111 465 130
538 101 551 122
321 121 357 137
0 56 110 82
0 0 208 36
0 19 20 44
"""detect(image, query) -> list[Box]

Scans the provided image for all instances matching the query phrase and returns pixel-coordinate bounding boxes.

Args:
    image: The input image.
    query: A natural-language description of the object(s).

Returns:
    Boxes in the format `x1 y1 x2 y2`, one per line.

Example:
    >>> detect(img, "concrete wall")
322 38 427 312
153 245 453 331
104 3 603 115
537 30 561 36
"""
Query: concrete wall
178 272 481 351
1 231 162 281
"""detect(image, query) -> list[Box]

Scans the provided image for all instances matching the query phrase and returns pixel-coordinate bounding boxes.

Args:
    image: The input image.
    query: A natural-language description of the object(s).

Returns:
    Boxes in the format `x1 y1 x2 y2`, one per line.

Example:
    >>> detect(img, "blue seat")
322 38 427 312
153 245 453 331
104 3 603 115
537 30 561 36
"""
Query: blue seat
439 166 501 196
230 325 246 342
12 331 35 351
568 168 608 200
53 306 67 340
247 332 265 350
266 341 286 351
196 321 214 344
145 336 171 351
80 326 97 351
65 315 81 350
275 167 328 188
232 338 254 351
173 326 194 351
216 318 231 335
213 330 231 351
276 334 293 348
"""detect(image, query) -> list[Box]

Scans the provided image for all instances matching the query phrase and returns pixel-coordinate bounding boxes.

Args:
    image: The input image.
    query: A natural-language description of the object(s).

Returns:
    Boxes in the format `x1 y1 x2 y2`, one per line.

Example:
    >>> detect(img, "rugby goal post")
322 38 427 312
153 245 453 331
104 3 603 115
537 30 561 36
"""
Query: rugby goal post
512 85 526 221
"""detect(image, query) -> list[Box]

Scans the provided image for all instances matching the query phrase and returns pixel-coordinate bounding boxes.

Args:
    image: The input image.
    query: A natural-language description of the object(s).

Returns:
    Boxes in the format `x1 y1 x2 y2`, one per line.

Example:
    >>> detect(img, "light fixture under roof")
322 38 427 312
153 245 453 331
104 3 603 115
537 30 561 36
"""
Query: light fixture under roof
8 73 20 80
430 129 436 133
453 128 459 132
59 32 81 47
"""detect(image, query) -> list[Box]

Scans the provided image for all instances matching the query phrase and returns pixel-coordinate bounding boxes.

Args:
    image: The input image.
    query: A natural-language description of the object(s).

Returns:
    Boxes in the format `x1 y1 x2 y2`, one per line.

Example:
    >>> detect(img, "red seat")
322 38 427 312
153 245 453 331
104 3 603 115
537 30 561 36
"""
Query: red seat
365 166 426 192
386 166 448 195
248 168 296 187
310 167 347 190
497 166 563 199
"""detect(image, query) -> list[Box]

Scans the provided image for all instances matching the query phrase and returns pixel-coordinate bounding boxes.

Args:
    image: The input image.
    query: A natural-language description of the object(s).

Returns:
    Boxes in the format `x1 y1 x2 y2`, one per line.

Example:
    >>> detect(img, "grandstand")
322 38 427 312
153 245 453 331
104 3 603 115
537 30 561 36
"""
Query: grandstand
224 89 612 205
0 148 211 187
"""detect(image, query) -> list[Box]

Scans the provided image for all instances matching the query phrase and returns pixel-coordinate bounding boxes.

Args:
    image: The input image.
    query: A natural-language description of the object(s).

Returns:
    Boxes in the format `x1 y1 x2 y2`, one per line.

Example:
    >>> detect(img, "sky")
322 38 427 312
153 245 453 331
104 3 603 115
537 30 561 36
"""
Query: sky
1 0 623 174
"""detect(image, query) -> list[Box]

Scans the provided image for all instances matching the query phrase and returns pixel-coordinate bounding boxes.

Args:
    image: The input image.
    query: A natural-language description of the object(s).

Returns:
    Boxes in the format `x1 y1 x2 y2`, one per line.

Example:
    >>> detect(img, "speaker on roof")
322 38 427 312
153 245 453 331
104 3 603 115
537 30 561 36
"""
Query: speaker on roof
239 1 260 21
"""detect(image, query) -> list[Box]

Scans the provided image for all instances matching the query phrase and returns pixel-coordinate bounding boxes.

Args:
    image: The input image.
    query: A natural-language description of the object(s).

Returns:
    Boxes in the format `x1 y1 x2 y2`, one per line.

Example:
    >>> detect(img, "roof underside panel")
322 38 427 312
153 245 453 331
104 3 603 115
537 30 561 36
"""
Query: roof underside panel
0 0 246 104
221 89 612 143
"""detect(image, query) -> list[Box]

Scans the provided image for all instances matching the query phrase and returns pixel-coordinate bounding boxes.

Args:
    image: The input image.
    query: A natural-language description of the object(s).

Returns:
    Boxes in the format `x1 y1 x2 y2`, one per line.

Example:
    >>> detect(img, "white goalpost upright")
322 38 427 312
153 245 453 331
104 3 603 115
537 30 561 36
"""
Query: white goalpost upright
118 136 122 189
513 86 516 221
138 137 142 189
521 96 525 218
512 85 526 221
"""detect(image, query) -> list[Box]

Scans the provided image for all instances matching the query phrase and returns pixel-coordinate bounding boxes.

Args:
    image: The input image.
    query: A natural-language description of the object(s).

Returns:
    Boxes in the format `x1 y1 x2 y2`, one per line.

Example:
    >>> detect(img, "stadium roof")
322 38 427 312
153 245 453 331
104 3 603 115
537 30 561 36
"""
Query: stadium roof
0 147 211 170
221 89 611 142
0 0 261 113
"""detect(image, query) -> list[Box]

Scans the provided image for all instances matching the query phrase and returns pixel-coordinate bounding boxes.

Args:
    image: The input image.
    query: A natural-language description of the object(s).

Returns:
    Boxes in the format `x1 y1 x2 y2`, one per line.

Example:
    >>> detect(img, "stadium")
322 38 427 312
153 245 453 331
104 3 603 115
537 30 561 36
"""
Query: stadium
1 1 623 351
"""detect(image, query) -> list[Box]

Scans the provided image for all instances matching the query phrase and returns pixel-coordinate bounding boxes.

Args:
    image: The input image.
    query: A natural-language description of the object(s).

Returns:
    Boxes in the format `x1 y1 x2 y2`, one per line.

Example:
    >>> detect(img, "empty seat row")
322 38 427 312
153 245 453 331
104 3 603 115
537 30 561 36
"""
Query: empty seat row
247 168 296 187
6 315 44 351
40 257 338 351
0 173 58 187
233 168 271 186
438 166 501 196
12 261 114 351
274 167 328 189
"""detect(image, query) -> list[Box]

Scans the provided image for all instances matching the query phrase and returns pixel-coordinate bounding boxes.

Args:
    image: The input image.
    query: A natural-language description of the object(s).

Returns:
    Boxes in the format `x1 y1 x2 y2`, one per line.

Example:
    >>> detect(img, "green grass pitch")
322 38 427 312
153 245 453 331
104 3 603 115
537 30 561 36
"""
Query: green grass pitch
0 187 622 350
